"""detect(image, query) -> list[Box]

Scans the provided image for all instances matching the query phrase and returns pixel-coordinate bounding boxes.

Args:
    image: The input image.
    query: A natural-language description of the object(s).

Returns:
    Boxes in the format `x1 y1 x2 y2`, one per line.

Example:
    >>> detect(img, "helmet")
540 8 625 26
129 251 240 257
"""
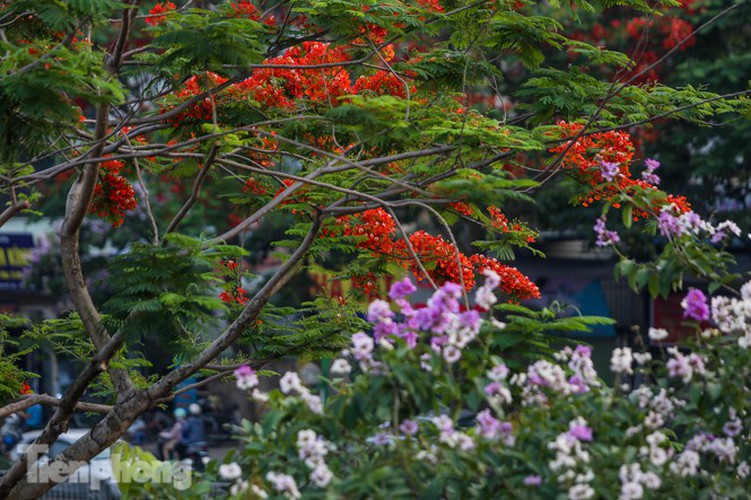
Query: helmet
174 408 187 419
189 403 202 415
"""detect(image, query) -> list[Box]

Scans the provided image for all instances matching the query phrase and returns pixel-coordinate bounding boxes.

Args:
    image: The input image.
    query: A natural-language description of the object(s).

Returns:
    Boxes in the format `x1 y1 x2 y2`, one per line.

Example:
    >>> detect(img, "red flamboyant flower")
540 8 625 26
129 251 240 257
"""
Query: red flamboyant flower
145 2 176 26
328 208 540 300
549 122 692 221
20 382 32 395
451 202 474 217
243 178 267 196
89 160 138 227
220 287 249 305
228 0 260 19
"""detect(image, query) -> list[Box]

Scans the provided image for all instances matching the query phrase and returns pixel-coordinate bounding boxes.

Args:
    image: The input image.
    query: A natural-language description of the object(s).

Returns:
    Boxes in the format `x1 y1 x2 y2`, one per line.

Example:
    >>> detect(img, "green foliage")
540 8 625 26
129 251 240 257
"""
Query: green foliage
99 234 242 345
0 315 36 403
153 14 266 72
247 298 370 362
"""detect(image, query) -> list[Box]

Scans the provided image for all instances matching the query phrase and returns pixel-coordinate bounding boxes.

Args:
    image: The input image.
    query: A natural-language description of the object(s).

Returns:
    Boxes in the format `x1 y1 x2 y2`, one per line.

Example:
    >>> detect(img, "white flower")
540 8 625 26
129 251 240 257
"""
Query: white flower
482 269 501 288
643 411 663 429
491 318 507 330
475 285 497 310
302 393 324 415
568 484 595 499
670 450 700 477
420 353 432 372
443 345 461 364
488 363 509 381
640 472 661 490
279 372 305 395
266 471 301 499
230 480 250 496
620 481 643 500
648 328 669 341
219 462 242 481
330 359 351 376
633 352 652 366
310 464 333 487
251 389 269 403
236 374 259 391
649 447 668 466
610 347 633 375
248 484 267 498
737 461 750 479
740 281 751 300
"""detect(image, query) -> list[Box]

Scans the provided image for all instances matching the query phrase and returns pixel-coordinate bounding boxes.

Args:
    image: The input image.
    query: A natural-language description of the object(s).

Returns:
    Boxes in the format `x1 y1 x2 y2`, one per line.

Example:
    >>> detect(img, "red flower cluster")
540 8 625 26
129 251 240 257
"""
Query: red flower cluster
145 2 175 26
242 178 267 196
218 259 249 305
229 0 258 19
549 121 636 206
451 202 474 217
470 254 541 302
226 1 276 25
487 206 509 231
352 70 414 99
90 160 138 227
167 72 228 125
570 4 697 84
238 42 353 109
20 382 32 395
164 41 420 124
329 208 540 301
550 122 691 219
220 287 249 305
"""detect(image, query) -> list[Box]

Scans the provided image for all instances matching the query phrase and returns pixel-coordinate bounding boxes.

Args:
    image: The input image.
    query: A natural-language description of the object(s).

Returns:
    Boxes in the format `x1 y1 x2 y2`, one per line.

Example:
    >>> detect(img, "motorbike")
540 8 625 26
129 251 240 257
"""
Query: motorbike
182 441 209 473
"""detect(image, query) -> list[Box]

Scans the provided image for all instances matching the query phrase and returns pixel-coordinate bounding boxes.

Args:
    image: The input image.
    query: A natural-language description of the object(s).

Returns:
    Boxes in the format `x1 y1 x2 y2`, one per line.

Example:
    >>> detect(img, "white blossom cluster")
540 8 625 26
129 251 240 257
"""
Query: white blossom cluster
279 372 323 414
296 429 335 487
711 281 751 347
618 463 661 500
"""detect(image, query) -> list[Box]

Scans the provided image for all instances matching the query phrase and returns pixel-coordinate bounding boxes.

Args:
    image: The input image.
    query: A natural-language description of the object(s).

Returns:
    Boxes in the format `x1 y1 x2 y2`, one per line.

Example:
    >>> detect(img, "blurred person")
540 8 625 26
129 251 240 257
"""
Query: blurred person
24 404 43 431
127 417 148 445
177 404 209 471
1 412 26 456
179 404 207 449
156 408 186 460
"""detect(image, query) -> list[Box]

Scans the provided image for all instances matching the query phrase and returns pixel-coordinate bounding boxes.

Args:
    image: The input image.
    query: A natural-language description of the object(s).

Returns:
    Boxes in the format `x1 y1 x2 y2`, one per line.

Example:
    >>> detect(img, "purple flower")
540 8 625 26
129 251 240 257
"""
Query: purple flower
412 306 441 331
234 365 254 378
641 158 661 185
599 161 620 182
568 419 593 442
723 420 742 438
397 328 419 349
367 299 394 323
484 381 503 396
373 321 399 341
459 310 481 332
574 345 592 357
657 210 682 238
523 475 542 486
371 433 392 446
389 277 416 300
681 288 709 322
594 216 620 247
399 419 419 436
567 374 588 394
476 409 501 439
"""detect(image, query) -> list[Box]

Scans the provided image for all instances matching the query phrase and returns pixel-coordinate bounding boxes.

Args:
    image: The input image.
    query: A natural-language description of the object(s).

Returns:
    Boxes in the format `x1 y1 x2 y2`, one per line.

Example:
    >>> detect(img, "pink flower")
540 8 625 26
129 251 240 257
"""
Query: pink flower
476 409 501 439
389 277 416 300
599 161 620 182
399 419 419 436
681 288 709 322
523 475 542 486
